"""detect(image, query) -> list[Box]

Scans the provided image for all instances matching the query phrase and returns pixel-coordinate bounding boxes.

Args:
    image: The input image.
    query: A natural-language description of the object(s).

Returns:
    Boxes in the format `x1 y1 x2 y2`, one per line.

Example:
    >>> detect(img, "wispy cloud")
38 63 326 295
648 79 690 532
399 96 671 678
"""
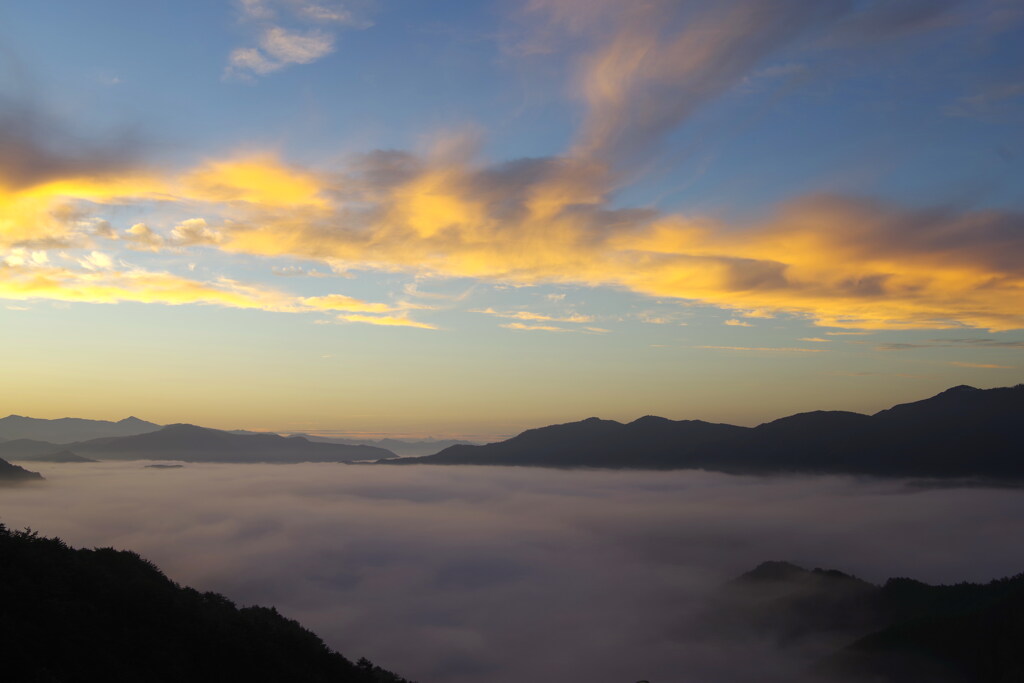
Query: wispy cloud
501 322 566 332
698 345 826 353
302 294 397 313
945 81 1024 119
877 338 1024 350
567 0 848 167
473 307 593 323
949 361 1015 369
224 0 370 80
724 318 753 327
335 313 437 330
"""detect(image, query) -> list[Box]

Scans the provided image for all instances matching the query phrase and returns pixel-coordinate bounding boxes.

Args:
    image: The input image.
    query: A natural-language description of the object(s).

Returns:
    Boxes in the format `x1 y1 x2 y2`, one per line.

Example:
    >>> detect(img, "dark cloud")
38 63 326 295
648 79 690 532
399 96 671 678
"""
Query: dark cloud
3 463 1023 683
0 96 140 190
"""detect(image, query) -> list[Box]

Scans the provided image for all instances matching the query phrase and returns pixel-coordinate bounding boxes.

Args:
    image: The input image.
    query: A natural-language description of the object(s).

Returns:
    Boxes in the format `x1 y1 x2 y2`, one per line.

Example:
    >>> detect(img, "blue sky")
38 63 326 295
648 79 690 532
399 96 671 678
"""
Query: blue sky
1 0 1022 436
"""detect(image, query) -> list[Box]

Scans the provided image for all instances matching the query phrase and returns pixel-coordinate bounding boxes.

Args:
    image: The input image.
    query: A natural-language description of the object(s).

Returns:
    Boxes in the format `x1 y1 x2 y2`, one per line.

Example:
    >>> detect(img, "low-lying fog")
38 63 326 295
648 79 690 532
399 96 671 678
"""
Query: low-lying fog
4 462 1023 683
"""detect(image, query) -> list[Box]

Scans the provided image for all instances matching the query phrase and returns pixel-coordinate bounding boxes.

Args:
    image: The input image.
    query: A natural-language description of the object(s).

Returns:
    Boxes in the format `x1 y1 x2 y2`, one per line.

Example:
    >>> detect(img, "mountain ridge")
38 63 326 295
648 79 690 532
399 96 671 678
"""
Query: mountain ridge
0 424 397 464
382 385 1024 479
0 414 162 443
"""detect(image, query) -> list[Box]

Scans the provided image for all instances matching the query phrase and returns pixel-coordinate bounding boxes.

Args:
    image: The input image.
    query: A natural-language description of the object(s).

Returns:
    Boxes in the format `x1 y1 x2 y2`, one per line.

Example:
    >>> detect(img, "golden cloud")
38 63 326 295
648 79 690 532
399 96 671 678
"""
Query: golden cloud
0 263 299 311
473 308 594 323
501 322 566 332
335 313 437 329
302 294 396 313
4 149 1023 332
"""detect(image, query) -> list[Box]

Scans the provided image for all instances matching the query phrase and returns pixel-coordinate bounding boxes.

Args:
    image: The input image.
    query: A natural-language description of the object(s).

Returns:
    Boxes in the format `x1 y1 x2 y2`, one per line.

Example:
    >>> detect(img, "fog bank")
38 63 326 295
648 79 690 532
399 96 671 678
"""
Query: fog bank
3 463 1023 682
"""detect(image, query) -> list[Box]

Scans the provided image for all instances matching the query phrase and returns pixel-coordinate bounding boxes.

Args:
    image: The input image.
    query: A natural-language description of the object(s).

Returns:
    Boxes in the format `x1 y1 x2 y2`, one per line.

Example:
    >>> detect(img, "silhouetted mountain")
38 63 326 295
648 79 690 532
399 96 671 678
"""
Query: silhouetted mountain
709 561 880 651
718 561 1024 682
0 457 42 482
231 431 480 457
15 449 97 463
68 424 396 463
387 385 1024 480
0 414 160 442
0 523 412 683
300 436 480 457
0 438 63 460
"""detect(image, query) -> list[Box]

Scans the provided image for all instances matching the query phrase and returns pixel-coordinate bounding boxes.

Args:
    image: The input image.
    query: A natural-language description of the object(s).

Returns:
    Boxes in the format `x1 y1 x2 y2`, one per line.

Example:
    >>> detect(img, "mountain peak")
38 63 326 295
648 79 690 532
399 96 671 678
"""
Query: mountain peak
938 384 977 395
738 560 810 582
159 423 211 433
631 415 670 424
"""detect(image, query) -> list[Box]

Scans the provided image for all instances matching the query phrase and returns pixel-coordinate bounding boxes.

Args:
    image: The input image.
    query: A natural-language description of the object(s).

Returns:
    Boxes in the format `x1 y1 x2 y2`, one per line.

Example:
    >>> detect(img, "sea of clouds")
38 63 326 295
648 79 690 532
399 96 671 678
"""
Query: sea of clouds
3 462 1024 683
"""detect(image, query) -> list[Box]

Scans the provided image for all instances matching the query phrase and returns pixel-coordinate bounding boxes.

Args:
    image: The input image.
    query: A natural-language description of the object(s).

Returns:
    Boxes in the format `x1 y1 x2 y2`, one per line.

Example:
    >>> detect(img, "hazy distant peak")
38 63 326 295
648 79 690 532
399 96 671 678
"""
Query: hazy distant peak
0 414 161 443
159 423 212 432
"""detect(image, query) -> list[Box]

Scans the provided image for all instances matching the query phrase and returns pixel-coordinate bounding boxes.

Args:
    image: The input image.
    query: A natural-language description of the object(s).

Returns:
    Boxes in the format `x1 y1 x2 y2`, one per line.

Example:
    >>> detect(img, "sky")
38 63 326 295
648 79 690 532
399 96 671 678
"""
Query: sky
1 0 1023 437
5 463 1024 683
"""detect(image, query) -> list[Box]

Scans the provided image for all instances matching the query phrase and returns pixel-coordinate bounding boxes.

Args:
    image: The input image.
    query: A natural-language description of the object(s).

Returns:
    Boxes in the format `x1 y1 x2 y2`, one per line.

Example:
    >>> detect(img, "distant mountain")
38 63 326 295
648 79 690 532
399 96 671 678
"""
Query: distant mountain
0 457 42 482
0 438 64 460
0 415 160 443
15 449 97 463
297 436 481 457
64 424 397 463
384 385 1024 480
228 430 478 457
717 560 1024 682
0 523 412 683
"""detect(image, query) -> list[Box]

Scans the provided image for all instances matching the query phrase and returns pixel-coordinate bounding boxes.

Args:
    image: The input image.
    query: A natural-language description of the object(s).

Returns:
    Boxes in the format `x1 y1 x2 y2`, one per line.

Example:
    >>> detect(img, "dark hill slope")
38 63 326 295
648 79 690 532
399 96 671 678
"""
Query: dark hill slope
718 560 1024 682
389 385 1024 479
0 524 412 683
0 457 42 482
70 424 396 463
